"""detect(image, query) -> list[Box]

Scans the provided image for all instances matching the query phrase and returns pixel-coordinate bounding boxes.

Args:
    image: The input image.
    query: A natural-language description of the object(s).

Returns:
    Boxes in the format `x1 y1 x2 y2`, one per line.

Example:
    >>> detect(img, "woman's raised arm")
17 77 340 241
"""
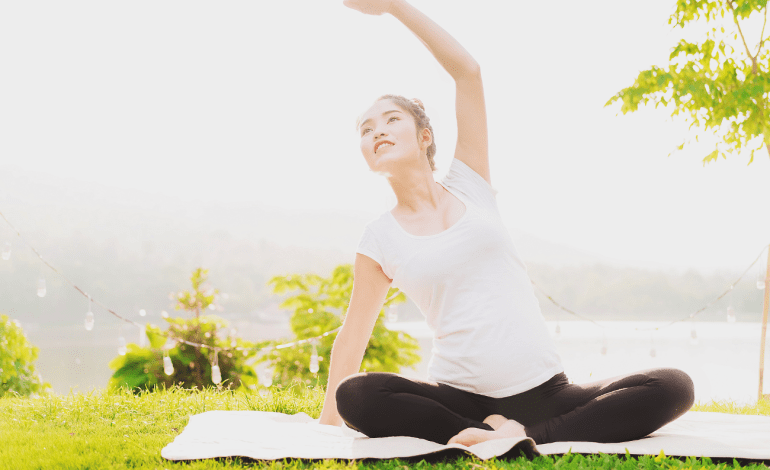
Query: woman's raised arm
343 0 490 185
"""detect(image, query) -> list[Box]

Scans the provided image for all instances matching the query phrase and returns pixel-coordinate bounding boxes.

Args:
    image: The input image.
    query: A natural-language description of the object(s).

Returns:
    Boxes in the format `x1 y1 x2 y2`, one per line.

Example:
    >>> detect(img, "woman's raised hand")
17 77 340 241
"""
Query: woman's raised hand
342 0 396 16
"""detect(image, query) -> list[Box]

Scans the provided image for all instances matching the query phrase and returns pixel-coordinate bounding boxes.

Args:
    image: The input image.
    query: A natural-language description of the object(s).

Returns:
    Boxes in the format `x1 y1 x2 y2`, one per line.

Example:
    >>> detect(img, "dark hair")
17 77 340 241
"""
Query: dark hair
356 94 437 172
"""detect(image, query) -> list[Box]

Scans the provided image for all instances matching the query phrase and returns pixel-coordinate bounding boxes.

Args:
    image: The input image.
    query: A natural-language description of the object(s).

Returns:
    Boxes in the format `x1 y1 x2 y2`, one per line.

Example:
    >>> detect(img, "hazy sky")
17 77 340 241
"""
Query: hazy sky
1 0 769 273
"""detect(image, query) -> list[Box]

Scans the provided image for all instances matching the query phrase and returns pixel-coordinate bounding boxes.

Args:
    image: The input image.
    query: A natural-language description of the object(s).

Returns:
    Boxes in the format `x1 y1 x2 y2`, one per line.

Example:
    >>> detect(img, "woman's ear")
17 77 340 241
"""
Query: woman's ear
420 127 432 149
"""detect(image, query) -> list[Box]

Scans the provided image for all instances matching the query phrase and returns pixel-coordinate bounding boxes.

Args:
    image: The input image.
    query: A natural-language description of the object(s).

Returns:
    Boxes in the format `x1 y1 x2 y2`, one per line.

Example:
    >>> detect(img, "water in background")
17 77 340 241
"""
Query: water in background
22 319 770 405
388 320 770 406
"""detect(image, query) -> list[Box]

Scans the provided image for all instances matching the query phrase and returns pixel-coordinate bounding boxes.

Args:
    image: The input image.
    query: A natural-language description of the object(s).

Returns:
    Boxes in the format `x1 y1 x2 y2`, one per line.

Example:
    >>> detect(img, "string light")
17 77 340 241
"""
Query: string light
689 314 699 346
36 277 46 297
600 332 608 356
726 284 737 323
211 349 221 385
161 310 169 318
387 304 398 322
533 245 768 334
258 367 273 388
139 309 147 317
2 241 10 260
163 350 174 376
309 339 319 374
726 305 736 323
85 295 94 331
1 208 768 372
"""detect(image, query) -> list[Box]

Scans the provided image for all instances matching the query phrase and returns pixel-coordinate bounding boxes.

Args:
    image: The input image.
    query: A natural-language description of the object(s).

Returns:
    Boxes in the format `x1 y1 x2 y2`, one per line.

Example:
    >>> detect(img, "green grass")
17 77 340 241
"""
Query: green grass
0 385 768 470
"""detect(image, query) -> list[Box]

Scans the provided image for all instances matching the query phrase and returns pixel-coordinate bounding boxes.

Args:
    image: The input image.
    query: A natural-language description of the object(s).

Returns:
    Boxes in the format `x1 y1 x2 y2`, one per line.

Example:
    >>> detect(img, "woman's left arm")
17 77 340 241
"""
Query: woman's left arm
344 0 490 184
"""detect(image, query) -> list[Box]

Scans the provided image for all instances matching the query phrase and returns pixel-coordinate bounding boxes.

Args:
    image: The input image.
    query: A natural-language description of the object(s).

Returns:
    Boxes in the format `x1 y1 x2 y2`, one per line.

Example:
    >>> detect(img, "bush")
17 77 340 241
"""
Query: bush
253 264 422 392
0 313 53 398
107 268 267 393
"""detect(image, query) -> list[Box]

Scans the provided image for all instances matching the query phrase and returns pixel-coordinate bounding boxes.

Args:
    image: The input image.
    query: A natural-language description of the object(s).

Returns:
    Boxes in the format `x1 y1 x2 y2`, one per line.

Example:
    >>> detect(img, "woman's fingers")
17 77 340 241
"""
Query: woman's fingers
342 0 394 16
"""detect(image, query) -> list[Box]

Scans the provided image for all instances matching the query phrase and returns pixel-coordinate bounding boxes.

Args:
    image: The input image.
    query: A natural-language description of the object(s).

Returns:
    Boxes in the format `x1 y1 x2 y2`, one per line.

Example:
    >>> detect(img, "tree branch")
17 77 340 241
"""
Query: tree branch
756 5 768 58
727 1 758 73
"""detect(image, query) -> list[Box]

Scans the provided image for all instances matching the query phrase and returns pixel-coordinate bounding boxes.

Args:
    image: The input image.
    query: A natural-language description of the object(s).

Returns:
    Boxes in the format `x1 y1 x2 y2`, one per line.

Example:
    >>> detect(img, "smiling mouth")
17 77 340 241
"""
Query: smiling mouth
376 142 394 153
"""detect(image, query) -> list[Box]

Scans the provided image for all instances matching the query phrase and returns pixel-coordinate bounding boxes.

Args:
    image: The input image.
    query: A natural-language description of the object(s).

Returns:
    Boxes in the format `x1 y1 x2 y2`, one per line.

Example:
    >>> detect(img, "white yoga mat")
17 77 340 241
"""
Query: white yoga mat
161 410 770 462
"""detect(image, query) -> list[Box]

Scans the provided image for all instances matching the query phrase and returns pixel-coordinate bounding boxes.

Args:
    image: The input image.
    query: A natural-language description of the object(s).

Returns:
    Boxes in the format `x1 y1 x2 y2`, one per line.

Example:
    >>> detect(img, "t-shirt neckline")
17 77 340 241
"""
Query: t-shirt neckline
387 181 469 239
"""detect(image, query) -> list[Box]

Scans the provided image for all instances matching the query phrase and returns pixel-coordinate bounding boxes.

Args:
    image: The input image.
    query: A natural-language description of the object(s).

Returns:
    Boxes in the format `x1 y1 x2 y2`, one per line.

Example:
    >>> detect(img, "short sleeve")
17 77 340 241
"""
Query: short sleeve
356 225 388 275
441 158 499 210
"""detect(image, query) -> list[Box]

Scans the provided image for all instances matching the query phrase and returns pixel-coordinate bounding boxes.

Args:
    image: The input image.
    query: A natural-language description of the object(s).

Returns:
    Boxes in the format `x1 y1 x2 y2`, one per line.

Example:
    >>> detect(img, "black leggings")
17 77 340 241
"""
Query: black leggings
335 367 695 445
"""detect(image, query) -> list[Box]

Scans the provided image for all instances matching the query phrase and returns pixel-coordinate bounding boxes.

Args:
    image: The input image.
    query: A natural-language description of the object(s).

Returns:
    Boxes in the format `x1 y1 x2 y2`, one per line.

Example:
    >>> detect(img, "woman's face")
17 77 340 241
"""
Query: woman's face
358 99 426 175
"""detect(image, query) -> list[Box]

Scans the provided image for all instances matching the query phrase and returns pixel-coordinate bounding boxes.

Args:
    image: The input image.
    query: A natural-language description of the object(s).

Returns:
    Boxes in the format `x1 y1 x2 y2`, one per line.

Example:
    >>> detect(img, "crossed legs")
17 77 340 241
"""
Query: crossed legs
335 367 695 446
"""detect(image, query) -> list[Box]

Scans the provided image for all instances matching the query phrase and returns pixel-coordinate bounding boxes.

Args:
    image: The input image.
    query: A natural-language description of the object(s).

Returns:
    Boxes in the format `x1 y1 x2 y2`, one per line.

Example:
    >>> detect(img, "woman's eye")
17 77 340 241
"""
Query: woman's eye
389 116 398 122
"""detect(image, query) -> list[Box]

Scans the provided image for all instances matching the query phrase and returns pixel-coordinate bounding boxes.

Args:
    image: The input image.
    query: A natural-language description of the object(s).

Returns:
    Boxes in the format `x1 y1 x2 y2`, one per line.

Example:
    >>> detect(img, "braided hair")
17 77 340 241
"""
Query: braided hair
356 94 437 172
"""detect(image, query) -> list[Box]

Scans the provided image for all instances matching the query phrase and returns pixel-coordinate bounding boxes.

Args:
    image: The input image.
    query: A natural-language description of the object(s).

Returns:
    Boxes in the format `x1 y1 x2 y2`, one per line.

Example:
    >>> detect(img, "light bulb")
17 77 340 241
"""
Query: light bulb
2 242 10 260
310 354 319 374
85 311 94 331
139 309 146 317
689 328 698 346
554 323 561 340
118 336 127 356
726 306 736 323
259 368 273 387
163 356 174 375
211 365 221 384
650 347 656 358
387 305 398 322
600 346 607 356
161 310 168 318
758 280 766 290
37 278 46 297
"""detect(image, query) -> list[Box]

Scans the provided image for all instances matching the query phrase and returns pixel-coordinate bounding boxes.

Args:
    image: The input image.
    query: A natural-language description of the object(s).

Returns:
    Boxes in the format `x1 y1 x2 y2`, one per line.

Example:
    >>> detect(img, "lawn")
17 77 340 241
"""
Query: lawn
1 384 768 470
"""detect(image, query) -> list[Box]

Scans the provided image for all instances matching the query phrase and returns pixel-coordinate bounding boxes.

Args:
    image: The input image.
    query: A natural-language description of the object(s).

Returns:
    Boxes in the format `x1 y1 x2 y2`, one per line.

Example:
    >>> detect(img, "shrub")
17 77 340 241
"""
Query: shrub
107 268 267 393
0 313 53 398
253 264 421 392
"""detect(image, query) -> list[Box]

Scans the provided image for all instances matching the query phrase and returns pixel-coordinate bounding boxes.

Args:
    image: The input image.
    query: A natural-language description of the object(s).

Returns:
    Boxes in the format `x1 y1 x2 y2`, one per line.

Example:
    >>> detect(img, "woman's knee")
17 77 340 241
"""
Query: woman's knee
651 367 695 414
335 372 395 417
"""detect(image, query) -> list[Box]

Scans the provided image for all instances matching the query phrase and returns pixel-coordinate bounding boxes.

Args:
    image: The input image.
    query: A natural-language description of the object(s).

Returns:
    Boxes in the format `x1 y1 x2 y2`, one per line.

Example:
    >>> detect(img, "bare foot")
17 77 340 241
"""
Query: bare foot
447 415 527 447
483 414 508 430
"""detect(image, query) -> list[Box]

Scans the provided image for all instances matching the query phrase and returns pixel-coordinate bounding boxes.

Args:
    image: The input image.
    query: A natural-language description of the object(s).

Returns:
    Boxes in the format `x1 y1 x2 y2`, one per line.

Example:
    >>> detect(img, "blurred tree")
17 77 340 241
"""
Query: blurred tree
108 268 267 393
606 0 770 165
0 313 53 398
252 264 421 393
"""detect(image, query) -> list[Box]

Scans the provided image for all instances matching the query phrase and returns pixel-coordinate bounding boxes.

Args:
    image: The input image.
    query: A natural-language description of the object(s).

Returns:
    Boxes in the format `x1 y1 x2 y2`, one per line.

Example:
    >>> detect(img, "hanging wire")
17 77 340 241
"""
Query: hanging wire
1 208 406 354
533 244 769 332
1 209 768 353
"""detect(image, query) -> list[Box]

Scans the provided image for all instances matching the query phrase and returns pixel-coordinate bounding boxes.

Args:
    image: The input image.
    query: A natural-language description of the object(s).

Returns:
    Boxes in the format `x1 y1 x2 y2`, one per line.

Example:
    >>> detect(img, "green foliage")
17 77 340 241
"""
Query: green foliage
174 267 218 318
0 314 53 398
254 264 422 392
0 385 766 470
108 269 268 394
606 0 770 165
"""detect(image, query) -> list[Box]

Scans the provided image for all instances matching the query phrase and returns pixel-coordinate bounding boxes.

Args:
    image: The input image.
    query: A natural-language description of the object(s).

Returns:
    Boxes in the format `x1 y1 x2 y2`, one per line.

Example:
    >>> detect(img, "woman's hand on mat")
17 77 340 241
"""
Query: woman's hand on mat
342 0 396 16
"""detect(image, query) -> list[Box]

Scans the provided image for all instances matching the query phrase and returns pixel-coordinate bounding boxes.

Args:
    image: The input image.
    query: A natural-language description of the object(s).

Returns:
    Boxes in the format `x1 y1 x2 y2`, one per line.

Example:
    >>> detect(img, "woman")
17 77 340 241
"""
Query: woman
318 0 695 448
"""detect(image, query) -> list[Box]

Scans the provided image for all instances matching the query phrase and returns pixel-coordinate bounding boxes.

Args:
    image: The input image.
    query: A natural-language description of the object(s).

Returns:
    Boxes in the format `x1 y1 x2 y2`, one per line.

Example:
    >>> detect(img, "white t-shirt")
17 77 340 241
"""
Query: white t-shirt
355 157 564 398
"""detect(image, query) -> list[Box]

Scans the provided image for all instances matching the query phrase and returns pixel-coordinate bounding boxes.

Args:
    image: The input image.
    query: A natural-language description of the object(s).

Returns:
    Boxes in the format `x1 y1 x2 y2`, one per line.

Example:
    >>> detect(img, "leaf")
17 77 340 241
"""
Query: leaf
703 149 719 165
